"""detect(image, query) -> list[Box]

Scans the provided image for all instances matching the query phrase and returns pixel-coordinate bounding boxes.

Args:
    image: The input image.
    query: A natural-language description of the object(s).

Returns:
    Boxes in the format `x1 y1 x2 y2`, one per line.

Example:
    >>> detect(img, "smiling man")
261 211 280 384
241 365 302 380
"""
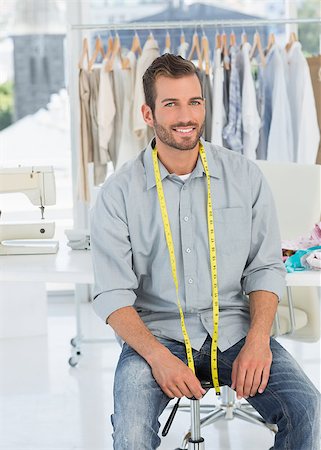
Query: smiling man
90 54 320 450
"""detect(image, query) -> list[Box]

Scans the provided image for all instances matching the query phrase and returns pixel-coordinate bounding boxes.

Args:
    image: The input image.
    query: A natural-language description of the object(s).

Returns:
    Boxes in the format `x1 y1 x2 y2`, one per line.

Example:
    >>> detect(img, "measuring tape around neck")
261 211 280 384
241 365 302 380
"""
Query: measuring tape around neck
152 143 220 396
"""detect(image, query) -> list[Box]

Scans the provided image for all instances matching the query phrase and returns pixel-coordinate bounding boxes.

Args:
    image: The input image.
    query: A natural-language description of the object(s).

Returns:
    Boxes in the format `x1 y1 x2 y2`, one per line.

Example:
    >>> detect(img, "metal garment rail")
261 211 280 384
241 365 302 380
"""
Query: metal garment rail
70 17 321 31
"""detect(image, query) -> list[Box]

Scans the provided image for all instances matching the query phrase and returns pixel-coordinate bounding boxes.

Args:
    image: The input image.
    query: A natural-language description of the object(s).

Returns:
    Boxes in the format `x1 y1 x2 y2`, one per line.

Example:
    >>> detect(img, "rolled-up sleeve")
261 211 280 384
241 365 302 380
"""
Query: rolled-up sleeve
90 181 138 323
241 163 286 300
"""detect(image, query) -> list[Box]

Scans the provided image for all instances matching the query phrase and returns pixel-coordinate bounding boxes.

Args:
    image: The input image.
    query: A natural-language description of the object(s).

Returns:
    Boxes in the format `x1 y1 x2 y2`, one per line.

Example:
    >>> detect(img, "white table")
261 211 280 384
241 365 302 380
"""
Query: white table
0 239 96 366
2 240 320 286
0 240 320 365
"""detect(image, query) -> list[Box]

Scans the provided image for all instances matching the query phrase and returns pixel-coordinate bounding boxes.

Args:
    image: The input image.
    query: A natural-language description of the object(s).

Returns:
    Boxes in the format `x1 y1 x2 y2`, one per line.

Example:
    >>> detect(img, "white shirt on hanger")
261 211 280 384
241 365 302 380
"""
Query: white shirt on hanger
211 48 225 146
133 37 160 147
239 42 261 160
177 41 189 59
260 44 294 162
285 41 320 164
116 51 144 170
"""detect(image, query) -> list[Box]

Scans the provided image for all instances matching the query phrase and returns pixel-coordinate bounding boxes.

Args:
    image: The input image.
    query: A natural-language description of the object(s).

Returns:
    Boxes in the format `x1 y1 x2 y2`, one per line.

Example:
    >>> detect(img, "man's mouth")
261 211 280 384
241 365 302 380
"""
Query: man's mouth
172 126 196 135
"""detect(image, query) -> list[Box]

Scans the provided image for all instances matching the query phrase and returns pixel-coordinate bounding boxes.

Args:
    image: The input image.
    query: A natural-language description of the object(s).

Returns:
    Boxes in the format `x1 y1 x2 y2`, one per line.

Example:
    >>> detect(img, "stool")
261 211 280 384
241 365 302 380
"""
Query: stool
162 381 277 449
162 381 212 449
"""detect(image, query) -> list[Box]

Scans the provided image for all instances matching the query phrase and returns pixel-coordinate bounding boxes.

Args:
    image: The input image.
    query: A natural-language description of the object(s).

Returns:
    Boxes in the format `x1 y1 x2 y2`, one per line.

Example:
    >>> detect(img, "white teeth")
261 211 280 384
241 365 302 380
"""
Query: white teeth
175 128 193 133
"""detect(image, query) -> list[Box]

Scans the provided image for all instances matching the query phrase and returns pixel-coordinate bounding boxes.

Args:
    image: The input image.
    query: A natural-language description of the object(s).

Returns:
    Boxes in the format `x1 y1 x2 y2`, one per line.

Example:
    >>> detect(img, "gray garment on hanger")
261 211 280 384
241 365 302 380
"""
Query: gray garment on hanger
255 63 266 160
89 68 107 185
222 46 243 153
200 71 213 142
223 59 230 120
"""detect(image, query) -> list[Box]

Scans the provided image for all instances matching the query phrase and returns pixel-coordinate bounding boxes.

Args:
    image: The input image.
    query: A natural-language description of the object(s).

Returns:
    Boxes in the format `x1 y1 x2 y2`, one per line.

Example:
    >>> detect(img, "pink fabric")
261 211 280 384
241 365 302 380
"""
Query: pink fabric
282 222 321 251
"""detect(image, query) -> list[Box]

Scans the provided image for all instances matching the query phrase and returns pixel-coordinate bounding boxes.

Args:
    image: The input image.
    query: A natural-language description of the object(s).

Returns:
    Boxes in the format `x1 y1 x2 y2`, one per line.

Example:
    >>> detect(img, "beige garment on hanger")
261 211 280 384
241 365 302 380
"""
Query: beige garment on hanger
133 37 160 146
307 55 321 164
78 68 92 202
89 68 107 186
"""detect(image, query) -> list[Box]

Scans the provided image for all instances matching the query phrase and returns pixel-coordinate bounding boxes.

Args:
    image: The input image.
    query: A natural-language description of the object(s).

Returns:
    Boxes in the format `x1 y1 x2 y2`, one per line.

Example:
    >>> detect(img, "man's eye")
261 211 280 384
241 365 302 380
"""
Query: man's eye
190 100 201 105
164 102 175 107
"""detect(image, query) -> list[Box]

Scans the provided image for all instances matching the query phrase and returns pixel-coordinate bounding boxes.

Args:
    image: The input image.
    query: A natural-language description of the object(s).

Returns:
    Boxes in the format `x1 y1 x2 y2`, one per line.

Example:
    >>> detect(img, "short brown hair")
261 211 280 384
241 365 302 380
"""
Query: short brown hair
142 53 203 114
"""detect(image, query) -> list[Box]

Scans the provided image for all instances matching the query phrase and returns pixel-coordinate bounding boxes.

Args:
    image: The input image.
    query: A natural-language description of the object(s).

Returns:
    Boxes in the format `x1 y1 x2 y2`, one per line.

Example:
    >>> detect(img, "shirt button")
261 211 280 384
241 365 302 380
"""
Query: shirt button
184 216 189 222
188 278 193 284
186 248 191 253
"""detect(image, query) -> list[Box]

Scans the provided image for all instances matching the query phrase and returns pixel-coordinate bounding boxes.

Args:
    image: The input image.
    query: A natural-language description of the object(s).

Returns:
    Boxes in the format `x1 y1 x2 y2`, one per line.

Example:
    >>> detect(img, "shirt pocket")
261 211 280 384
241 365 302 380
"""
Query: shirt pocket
213 207 250 256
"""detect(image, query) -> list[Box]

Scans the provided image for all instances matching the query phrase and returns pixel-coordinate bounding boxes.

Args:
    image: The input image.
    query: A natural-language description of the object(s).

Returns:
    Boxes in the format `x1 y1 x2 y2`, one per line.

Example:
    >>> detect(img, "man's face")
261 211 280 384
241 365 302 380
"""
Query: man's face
151 74 205 151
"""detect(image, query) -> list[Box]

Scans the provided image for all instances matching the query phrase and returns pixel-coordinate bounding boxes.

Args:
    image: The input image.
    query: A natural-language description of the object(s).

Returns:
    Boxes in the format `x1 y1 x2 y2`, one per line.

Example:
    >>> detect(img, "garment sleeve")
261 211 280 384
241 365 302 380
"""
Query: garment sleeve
90 182 138 322
241 164 286 300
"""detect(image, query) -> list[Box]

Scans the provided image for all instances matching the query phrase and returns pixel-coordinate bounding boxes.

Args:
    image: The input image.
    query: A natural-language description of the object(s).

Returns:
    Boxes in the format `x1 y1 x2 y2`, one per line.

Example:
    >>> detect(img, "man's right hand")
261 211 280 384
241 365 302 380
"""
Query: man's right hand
108 306 205 399
148 347 206 399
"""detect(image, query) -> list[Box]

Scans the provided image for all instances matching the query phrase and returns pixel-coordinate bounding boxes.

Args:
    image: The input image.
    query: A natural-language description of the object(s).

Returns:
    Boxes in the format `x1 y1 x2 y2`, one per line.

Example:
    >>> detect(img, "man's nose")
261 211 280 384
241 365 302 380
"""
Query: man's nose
176 105 194 123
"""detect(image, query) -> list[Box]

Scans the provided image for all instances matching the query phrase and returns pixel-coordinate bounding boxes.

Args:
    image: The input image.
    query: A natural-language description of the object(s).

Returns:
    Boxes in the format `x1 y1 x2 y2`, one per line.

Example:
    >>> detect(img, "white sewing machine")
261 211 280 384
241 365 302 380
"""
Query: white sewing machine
0 166 59 255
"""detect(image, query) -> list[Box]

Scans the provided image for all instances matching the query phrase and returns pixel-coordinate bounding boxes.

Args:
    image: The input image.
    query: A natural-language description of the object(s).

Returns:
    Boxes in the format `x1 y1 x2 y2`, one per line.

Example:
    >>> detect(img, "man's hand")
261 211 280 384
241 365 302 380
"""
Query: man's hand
231 334 272 400
148 347 206 400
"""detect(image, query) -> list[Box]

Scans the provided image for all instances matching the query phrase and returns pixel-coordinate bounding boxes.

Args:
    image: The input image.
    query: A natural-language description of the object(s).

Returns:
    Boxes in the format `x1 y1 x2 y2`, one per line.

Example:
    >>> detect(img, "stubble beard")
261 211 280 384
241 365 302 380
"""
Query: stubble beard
153 119 205 151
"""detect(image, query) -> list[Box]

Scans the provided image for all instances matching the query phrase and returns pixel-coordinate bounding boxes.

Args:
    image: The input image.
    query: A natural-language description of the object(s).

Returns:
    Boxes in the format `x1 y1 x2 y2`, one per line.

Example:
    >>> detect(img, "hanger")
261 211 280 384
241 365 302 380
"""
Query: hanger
229 30 236 47
286 31 298 52
201 33 210 75
88 36 105 71
130 31 142 55
79 37 89 69
104 34 113 61
267 32 275 52
165 31 171 52
180 29 185 45
105 33 124 72
122 32 142 70
241 30 248 46
188 31 202 69
221 31 230 70
215 31 221 50
249 31 266 66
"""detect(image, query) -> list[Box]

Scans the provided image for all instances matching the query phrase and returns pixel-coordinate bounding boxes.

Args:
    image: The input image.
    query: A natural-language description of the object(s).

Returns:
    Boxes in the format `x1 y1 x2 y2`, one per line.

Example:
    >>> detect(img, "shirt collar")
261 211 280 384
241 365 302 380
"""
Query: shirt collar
144 137 220 191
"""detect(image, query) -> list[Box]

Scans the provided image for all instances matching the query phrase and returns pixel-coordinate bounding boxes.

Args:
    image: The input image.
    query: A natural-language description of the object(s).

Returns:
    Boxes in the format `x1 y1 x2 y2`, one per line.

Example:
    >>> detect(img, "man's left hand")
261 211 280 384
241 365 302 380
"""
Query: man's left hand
230 335 272 400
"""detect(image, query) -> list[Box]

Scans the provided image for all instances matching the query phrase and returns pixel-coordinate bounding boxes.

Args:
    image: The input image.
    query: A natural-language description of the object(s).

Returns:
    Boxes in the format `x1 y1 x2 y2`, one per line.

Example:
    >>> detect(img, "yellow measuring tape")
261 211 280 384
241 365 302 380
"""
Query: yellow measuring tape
152 143 220 395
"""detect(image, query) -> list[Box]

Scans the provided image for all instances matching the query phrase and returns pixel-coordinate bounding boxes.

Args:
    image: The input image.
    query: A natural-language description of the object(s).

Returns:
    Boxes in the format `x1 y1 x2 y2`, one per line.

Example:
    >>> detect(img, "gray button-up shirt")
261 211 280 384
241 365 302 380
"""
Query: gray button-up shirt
90 138 286 352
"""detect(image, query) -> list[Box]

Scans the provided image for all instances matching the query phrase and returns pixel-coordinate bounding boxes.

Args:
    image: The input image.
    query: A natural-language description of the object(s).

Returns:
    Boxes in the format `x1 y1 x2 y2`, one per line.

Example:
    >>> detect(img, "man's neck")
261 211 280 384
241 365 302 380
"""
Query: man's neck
154 139 200 176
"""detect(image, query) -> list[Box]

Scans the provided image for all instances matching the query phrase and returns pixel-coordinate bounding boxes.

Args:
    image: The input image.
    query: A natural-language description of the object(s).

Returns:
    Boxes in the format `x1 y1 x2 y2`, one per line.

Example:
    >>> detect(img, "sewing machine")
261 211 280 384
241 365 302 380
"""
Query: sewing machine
0 166 59 255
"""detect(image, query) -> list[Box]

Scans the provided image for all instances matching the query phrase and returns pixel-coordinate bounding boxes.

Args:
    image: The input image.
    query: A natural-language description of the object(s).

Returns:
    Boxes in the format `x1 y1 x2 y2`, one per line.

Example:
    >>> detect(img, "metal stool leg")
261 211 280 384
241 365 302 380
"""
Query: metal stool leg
188 399 205 450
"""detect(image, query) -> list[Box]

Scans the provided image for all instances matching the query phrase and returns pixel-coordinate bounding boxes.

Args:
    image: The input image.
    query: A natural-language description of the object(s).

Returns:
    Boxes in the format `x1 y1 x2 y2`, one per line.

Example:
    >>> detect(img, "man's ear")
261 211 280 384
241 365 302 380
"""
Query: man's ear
141 104 154 127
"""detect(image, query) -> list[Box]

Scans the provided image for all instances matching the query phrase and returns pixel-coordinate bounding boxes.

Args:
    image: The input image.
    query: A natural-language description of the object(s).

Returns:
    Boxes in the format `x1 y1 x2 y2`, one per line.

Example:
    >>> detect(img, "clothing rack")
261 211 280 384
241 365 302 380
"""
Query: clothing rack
66 15 321 307
70 17 321 31
67 16 321 235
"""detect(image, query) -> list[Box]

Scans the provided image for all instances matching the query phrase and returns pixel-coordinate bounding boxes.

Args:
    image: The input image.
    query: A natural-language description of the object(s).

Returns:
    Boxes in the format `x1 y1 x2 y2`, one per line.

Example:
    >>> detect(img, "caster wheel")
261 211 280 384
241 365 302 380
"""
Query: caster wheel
68 356 79 367
70 337 77 347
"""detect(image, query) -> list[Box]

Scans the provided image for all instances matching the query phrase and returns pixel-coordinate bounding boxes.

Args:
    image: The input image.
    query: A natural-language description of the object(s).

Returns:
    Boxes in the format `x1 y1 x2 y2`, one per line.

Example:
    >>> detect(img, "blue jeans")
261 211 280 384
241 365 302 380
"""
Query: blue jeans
112 335 320 450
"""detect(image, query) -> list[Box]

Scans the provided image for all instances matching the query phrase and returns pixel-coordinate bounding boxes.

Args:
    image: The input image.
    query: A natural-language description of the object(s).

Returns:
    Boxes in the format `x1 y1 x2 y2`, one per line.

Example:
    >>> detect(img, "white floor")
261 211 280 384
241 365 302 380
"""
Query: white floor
0 298 320 450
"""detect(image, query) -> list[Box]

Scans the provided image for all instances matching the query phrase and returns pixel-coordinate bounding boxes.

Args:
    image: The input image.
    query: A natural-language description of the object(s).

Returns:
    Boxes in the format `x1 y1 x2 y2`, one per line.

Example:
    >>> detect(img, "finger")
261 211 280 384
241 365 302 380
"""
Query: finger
235 365 246 399
258 364 271 394
186 380 206 400
231 358 239 390
177 382 193 399
166 385 185 399
250 368 263 397
243 368 255 398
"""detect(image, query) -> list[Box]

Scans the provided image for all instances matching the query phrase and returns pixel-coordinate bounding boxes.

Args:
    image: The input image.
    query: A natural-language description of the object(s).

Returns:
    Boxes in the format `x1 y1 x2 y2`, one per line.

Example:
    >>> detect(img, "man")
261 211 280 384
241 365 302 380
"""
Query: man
91 54 320 450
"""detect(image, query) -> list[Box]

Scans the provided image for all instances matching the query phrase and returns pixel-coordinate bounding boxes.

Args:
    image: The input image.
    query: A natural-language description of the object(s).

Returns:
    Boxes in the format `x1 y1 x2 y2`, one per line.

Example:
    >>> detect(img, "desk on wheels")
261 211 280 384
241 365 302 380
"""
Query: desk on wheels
0 241 320 366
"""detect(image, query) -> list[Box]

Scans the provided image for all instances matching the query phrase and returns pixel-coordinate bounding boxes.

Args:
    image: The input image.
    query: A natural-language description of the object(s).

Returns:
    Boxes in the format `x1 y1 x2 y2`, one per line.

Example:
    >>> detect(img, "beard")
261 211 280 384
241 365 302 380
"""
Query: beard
153 119 205 151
